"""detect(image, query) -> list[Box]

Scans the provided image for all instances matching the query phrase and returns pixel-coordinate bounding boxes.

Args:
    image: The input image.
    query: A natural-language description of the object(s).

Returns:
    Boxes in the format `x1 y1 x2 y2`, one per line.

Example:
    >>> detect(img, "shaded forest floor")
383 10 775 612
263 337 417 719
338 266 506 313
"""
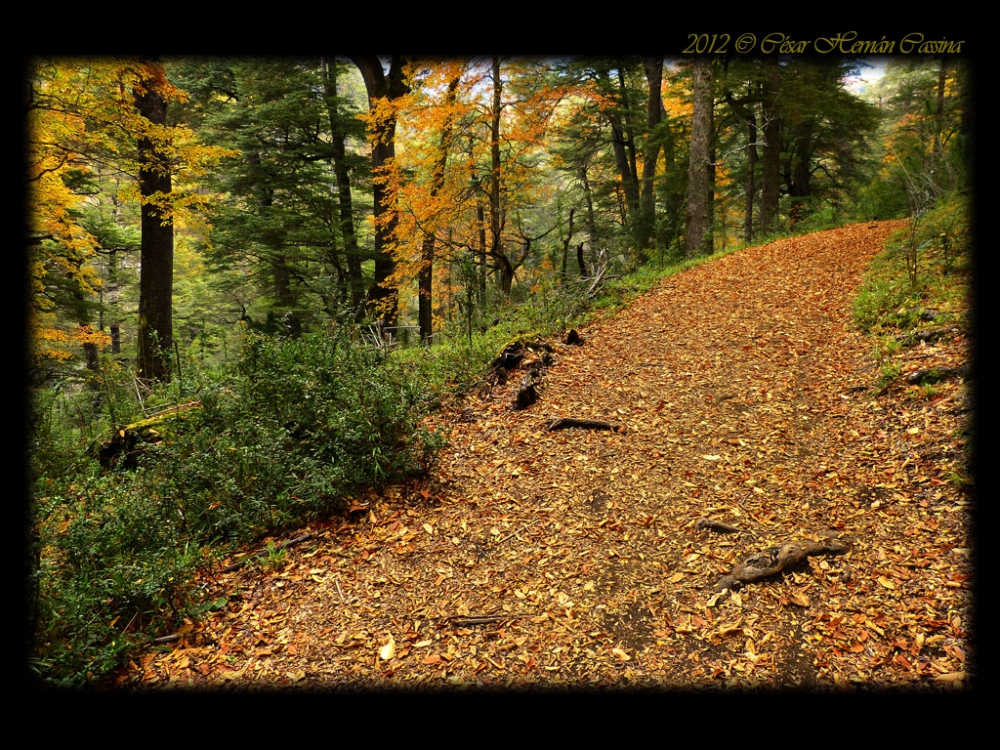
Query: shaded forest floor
121 221 973 691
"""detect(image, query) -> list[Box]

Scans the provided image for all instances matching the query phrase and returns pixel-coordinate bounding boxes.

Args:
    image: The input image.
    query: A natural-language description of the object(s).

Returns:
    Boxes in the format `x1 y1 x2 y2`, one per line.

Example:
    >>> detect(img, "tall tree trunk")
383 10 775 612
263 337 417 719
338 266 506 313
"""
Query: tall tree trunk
580 166 599 252
135 64 174 382
760 56 781 236
685 57 714 258
270 251 301 337
247 151 300 336
321 57 365 313
418 74 461 346
618 66 641 208
725 86 759 244
560 207 575 279
353 55 409 324
488 57 511 297
787 122 814 224
600 65 640 230
742 111 757 243
637 56 664 259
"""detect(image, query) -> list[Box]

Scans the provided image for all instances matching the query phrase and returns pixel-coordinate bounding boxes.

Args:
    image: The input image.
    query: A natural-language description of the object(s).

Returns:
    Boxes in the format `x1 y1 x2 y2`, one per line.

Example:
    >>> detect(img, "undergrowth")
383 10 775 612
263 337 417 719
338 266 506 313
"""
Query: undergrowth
30 207 965 688
852 191 970 396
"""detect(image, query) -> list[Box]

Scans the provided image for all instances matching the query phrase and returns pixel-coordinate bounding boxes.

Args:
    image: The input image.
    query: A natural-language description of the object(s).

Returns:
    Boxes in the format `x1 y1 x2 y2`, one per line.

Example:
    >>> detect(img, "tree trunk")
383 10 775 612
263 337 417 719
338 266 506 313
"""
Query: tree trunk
602 69 640 230
618 66 641 214
580 166 599 252
743 112 757 243
637 56 664 259
760 56 781 236
321 57 365 314
787 121 814 224
418 74 461 346
353 55 409 324
685 57 714 258
560 207 575 279
489 56 507 296
135 64 174 382
724 86 758 244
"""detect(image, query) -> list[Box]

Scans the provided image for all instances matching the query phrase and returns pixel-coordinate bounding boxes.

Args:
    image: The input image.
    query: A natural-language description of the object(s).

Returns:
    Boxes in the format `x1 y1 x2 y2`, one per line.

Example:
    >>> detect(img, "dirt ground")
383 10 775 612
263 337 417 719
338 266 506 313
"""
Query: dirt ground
122 221 973 691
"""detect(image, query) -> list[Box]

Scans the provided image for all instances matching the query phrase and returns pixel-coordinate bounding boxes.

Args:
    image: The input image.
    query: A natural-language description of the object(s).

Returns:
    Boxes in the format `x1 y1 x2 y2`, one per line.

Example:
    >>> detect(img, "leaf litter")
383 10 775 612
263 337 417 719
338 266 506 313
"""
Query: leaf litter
122 221 973 691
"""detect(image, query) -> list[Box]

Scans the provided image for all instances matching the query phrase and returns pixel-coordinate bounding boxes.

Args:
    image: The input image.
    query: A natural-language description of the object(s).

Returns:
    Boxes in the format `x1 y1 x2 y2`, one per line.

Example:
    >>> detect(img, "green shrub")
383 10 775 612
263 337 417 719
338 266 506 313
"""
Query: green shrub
29 326 443 686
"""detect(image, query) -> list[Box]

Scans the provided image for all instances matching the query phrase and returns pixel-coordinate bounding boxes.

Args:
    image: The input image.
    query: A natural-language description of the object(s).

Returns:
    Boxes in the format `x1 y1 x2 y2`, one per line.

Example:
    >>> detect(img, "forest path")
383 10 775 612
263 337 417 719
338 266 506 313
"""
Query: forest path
126 221 972 690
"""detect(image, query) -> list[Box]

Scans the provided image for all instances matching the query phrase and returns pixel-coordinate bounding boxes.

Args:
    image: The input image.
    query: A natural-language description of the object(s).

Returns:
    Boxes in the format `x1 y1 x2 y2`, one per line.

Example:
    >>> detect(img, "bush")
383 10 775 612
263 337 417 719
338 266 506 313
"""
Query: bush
29 326 442 686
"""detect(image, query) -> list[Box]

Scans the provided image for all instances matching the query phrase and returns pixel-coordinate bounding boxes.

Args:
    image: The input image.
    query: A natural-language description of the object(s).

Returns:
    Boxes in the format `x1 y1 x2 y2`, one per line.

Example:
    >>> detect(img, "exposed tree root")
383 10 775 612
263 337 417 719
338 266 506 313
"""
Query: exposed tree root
714 537 850 592
546 417 627 433
695 518 742 534
906 365 968 385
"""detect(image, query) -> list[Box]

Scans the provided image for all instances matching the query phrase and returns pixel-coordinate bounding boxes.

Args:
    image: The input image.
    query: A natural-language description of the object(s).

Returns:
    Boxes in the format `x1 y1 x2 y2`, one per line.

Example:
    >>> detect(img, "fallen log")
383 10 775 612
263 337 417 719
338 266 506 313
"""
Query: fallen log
546 417 626 434
98 401 202 468
906 365 968 385
714 537 849 592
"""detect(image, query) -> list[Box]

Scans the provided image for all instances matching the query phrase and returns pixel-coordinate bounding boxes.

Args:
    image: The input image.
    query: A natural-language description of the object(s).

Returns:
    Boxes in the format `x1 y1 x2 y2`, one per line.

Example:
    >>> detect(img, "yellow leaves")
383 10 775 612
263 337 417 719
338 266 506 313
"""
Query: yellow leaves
28 58 231 369
357 97 402 147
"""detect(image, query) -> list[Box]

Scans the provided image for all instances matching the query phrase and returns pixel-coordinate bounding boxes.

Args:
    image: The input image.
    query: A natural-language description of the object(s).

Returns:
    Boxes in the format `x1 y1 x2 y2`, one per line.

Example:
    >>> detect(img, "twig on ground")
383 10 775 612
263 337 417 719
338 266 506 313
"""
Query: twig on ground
220 533 315 574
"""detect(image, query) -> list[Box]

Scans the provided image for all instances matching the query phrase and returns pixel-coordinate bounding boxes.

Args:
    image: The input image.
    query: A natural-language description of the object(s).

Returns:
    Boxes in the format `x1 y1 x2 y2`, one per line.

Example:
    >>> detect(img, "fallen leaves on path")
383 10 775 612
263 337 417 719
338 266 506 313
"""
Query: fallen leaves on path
122 222 972 691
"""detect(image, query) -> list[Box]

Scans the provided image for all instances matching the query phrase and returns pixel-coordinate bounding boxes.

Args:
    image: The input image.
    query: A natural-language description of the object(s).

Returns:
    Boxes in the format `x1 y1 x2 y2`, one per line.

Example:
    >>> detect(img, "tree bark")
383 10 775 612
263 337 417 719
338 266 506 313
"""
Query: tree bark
321 57 365 313
637 56 664 258
353 55 409 324
724 85 758 244
560 207 575 279
488 56 509 297
418 74 461 346
600 65 640 231
685 57 714 258
134 63 174 382
760 56 781 236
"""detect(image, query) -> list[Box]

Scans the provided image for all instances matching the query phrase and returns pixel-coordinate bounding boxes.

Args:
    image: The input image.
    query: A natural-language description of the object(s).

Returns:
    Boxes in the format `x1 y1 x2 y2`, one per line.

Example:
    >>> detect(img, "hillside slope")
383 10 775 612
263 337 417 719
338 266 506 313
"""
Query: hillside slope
125 221 973 690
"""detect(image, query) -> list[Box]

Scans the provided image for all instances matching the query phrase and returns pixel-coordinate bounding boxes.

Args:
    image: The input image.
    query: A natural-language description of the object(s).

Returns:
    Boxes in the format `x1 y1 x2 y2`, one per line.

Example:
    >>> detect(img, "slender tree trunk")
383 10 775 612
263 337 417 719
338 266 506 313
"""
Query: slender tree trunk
787 122 814 224
135 64 173 382
760 56 781 236
477 196 488 309
580 166 599 251
638 56 664 259
743 112 757 243
321 57 365 313
353 55 409 324
724 86 759 244
418 75 460 346
271 252 301 337
618 66 640 208
685 57 714 258
601 67 640 230
488 56 512 297
560 207 575 280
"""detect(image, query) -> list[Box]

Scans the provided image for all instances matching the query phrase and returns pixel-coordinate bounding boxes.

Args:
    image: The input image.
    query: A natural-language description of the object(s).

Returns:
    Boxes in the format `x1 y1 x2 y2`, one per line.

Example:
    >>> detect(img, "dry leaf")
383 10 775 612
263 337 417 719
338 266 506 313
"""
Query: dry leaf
934 671 965 683
379 637 396 660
